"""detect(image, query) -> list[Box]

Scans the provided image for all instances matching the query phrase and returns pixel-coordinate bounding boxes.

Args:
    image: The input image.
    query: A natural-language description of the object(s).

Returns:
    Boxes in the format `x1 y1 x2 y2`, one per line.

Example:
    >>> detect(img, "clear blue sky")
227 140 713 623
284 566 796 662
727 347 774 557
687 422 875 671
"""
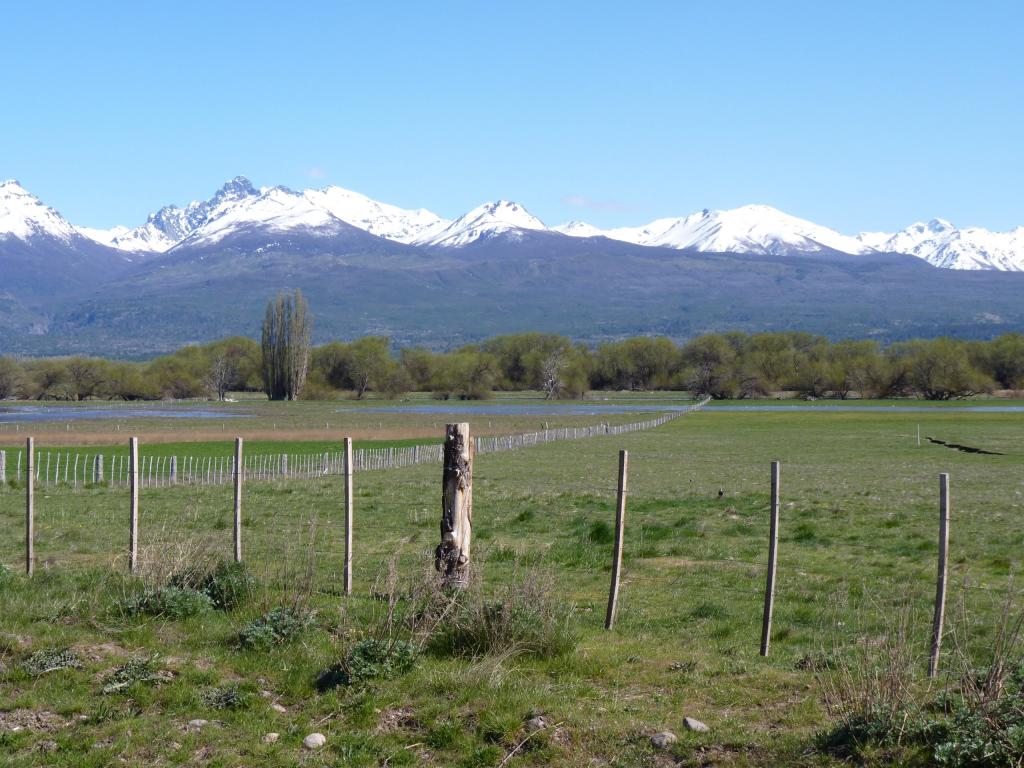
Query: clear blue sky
4 1 1022 233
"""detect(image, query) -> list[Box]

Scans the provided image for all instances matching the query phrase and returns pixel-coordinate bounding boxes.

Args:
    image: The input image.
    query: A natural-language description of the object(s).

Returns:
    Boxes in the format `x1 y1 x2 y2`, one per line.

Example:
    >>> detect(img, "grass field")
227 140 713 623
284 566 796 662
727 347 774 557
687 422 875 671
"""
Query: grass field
1 405 1023 766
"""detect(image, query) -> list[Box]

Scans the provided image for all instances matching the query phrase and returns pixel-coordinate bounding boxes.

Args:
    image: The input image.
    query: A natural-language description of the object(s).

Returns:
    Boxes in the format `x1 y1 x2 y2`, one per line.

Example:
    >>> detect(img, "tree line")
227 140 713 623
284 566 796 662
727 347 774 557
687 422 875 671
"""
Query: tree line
2 330 1022 402
0 292 1021 402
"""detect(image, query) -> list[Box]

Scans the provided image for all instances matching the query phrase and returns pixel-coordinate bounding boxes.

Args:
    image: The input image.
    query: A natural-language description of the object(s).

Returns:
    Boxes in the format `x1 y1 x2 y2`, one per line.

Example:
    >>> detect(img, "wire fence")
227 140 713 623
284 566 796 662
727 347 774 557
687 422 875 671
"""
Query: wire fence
0 398 710 489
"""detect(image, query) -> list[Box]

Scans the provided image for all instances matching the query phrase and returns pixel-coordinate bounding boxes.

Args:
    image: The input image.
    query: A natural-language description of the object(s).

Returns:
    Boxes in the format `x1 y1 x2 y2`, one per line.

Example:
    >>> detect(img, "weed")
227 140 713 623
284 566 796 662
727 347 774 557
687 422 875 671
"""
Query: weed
201 685 251 710
101 656 167 694
171 560 255 611
118 586 213 619
236 607 314 649
316 638 418 690
21 648 82 676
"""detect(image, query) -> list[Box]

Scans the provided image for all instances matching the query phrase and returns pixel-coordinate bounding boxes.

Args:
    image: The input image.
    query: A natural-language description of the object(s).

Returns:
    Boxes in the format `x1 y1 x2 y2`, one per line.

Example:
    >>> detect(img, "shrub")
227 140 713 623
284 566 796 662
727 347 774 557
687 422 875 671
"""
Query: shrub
101 656 167 694
118 586 213 619
316 638 418 691
237 607 314 650
21 648 82 676
172 560 255 611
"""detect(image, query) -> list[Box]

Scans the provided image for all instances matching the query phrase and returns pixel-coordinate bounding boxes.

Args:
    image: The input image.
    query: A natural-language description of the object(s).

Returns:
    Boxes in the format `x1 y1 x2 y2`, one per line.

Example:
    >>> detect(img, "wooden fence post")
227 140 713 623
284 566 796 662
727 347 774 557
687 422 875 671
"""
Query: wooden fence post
436 423 473 587
929 473 950 678
129 437 139 573
25 438 34 576
343 437 353 596
169 456 177 485
760 461 781 656
233 438 243 563
0 449 5 485
605 449 629 630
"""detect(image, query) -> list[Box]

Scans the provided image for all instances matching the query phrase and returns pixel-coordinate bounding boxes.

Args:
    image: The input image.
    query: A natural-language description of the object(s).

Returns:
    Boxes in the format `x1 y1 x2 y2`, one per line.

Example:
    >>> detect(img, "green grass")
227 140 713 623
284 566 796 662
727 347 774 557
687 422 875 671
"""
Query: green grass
1 408 1022 765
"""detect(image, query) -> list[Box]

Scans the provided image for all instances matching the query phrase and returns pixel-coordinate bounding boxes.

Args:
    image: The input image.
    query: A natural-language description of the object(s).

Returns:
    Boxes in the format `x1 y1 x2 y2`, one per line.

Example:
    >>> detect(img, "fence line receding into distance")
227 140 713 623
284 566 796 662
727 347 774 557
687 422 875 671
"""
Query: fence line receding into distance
0 398 710 489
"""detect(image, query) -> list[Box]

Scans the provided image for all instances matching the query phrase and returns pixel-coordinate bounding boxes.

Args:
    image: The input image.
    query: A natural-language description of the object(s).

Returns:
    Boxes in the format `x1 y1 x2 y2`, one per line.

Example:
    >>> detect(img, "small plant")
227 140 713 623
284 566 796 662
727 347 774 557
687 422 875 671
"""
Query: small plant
201 685 251 710
21 647 82 676
236 607 314 649
0 564 14 589
171 560 255 611
101 656 168 694
316 638 418 691
118 586 213 619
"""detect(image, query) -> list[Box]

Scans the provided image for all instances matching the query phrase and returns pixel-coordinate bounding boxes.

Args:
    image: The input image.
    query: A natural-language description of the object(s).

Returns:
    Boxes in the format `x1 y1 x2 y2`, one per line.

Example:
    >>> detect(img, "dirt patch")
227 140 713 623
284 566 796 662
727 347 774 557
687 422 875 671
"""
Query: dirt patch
79 641 131 663
377 706 420 733
0 709 68 733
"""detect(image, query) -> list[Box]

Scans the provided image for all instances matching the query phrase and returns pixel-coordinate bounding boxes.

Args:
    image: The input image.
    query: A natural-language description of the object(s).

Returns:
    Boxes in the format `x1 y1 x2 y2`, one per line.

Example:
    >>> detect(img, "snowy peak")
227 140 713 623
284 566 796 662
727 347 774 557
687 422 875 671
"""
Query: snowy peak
177 185 351 248
0 180 79 242
860 220 1024 271
560 204 873 257
303 185 447 244
416 200 547 247
552 220 607 238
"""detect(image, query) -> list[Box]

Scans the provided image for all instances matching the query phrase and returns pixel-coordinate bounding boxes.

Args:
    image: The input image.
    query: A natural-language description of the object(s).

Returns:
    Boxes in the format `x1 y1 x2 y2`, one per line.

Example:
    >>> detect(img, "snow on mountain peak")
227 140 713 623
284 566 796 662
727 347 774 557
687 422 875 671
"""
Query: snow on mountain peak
180 185 349 247
0 180 79 242
416 200 547 247
564 204 873 256
303 185 447 244
552 220 607 238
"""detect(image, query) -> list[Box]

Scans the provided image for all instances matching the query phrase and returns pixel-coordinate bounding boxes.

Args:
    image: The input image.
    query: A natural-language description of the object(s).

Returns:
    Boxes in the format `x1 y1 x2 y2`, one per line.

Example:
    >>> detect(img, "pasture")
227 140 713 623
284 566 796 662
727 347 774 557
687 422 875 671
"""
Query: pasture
1 400 1022 766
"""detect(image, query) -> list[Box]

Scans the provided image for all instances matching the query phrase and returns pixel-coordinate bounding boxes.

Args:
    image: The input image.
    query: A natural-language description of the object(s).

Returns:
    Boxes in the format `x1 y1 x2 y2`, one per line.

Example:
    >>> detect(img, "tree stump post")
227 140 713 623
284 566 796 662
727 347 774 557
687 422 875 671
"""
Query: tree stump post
436 423 473 587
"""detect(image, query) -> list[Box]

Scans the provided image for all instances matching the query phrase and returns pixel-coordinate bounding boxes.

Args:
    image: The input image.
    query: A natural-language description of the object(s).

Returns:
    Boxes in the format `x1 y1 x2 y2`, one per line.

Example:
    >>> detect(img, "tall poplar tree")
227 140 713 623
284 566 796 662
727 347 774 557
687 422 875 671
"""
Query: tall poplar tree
261 290 312 400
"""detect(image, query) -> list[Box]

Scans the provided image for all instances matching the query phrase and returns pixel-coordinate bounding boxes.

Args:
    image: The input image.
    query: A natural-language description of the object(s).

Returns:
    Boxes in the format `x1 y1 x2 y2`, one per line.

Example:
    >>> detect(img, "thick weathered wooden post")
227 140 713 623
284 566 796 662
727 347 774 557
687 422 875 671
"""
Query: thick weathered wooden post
25 438 34 576
605 449 629 630
0 450 6 485
93 454 104 484
169 455 177 485
233 438 243 563
929 473 950 678
436 423 473 587
129 437 139 573
343 437 354 595
760 461 781 656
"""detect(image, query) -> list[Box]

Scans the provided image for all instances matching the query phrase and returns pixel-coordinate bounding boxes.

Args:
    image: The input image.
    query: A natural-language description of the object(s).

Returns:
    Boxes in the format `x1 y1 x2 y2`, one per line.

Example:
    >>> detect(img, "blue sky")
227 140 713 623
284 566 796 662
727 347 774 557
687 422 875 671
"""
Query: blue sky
4 1 1022 233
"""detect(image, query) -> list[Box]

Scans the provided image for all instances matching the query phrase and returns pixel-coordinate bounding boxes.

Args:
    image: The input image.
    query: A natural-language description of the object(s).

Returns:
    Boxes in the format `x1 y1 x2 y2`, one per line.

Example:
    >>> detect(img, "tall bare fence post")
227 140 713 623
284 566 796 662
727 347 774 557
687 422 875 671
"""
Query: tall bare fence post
760 461 781 656
233 438 243 563
25 438 34 576
605 449 629 630
929 473 951 678
93 454 104 484
436 423 473 588
0 450 6 484
343 437 354 596
129 437 139 573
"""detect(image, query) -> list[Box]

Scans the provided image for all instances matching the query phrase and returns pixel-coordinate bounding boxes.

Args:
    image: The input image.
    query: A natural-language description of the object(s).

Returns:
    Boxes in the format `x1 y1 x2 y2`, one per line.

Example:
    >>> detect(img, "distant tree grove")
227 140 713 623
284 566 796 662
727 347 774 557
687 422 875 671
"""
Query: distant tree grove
1 331 1023 402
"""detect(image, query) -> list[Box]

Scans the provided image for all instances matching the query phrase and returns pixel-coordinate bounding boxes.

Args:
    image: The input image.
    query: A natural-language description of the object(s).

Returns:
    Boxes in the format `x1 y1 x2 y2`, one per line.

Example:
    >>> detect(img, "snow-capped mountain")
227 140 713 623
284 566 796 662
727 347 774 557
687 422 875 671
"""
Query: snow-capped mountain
5 175 1023 270
78 176 262 253
178 185 353 248
857 219 1024 271
414 200 547 247
1 180 80 242
303 186 448 244
558 204 873 257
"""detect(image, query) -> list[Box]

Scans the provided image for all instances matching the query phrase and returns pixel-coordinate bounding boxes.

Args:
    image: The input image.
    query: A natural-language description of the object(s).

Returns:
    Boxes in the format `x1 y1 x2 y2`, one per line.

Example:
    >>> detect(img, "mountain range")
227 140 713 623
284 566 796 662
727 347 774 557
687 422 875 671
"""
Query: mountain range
2 176 1024 357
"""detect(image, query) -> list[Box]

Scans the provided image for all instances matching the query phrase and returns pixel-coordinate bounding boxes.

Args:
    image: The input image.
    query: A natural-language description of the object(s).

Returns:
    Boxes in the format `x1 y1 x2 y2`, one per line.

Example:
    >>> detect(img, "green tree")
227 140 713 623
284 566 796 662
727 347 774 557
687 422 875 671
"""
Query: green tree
261 291 312 401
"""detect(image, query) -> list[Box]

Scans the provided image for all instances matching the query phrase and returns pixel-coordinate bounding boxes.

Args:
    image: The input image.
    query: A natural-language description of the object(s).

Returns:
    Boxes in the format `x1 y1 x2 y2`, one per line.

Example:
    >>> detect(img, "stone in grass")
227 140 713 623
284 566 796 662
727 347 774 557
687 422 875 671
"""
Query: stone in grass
262 732 279 744
650 731 677 750
270 703 287 714
684 716 710 733
187 719 209 731
303 733 326 750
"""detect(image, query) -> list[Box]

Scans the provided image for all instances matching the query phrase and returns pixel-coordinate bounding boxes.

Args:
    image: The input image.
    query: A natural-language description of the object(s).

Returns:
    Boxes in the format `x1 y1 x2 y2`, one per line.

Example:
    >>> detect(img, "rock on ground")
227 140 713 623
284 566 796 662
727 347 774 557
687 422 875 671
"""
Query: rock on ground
650 731 677 749
303 733 326 750
684 716 710 732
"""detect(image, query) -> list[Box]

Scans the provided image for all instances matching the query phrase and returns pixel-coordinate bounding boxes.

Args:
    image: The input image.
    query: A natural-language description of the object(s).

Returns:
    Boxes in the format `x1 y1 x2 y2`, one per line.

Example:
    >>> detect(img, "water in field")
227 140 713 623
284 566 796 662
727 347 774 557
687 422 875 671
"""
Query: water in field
0 405 247 423
345 402 1024 416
